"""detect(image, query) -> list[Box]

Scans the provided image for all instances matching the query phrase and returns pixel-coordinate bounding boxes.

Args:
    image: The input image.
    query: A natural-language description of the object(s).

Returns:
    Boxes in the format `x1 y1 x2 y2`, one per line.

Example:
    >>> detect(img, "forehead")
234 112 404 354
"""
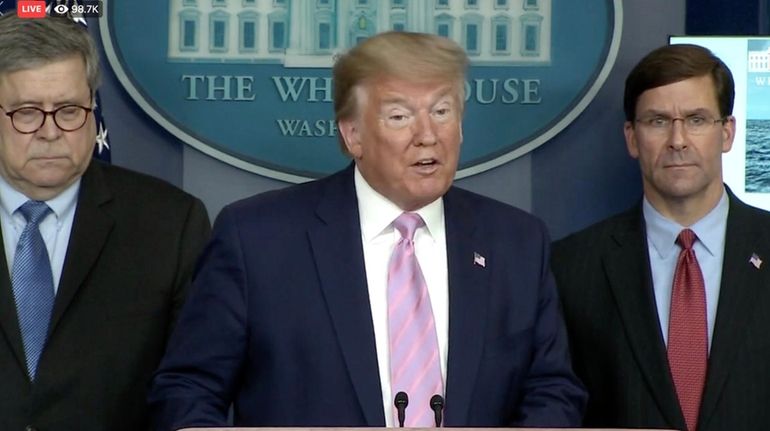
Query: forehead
0 56 89 105
364 76 458 105
636 74 719 112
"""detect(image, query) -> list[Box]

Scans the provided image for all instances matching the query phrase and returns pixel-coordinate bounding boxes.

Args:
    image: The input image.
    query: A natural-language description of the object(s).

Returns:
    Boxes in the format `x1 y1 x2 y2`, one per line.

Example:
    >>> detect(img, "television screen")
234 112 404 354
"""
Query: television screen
670 36 770 210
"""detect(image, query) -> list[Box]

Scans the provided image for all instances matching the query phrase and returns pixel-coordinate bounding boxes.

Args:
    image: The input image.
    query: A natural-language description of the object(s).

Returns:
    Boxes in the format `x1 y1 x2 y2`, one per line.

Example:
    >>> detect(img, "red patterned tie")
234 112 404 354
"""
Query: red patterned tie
667 228 708 431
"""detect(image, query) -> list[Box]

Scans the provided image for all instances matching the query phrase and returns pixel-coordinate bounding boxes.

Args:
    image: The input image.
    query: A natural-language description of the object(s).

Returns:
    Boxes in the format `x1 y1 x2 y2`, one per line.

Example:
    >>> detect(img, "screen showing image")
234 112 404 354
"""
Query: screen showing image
670 36 770 210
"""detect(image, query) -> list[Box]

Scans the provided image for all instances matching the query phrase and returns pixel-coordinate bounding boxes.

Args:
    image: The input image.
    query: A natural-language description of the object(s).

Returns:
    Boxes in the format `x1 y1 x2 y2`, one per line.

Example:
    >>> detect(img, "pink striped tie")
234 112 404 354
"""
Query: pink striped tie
388 212 443 427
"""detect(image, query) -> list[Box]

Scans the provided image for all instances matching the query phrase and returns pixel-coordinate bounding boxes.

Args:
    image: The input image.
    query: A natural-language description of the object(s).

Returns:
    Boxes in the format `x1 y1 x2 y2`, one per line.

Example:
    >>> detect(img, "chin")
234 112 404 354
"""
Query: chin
26 171 75 187
411 187 449 206
661 184 709 199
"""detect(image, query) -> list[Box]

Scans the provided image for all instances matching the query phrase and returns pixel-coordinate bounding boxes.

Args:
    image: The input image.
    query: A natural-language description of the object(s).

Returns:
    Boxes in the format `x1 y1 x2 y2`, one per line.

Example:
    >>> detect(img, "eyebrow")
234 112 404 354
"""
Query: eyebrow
638 107 716 117
379 90 456 110
380 96 410 108
5 97 91 110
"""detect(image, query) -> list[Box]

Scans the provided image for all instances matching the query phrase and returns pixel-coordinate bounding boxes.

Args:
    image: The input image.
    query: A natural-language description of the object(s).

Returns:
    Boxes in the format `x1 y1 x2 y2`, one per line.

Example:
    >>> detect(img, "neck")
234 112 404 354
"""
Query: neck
645 185 724 227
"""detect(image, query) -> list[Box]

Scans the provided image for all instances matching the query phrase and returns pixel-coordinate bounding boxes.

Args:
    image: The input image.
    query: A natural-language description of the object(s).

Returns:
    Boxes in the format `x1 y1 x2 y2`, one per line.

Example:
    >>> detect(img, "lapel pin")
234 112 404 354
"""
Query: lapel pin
473 252 486 268
750 253 763 270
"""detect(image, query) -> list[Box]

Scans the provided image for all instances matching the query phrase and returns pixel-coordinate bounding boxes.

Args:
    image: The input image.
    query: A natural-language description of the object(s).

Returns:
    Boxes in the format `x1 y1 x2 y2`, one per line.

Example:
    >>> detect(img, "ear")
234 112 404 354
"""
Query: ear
720 115 736 153
624 121 639 159
338 117 363 159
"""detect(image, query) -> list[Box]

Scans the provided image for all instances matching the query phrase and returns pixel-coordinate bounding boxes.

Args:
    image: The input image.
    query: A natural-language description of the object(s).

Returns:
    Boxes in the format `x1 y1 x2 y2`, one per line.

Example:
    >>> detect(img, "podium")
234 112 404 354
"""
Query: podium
179 428 673 431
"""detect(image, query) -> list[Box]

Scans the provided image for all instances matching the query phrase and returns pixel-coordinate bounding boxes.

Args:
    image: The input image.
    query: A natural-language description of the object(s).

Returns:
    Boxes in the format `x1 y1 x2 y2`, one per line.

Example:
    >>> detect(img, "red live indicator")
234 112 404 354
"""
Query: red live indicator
17 0 46 18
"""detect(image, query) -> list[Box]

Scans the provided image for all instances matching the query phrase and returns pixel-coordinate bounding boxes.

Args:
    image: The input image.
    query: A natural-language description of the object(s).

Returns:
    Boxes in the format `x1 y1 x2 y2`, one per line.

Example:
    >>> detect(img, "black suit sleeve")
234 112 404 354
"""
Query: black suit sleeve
167 197 211 338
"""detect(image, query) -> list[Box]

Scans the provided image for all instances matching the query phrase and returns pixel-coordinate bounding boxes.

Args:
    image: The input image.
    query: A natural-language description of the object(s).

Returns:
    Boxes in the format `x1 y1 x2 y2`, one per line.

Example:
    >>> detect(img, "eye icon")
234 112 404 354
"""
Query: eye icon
53 4 69 14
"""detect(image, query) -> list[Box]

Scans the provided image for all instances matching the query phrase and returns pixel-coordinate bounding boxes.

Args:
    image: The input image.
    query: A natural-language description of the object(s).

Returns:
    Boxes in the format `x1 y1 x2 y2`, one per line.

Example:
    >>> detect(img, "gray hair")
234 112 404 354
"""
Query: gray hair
0 13 101 92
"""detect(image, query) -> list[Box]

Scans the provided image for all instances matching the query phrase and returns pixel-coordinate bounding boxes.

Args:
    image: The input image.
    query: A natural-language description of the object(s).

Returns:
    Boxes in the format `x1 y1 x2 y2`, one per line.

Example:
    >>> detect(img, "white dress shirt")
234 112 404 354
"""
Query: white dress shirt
354 166 449 426
0 177 80 293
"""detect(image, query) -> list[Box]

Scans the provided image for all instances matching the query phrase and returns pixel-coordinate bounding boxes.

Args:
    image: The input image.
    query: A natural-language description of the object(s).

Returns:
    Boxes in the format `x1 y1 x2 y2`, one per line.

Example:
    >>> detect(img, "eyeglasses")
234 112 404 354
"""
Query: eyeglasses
634 114 727 136
0 104 93 134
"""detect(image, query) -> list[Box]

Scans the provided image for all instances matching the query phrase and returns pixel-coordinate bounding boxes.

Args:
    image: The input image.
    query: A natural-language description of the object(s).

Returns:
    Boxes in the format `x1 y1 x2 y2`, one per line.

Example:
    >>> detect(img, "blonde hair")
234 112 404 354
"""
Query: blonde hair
333 31 468 155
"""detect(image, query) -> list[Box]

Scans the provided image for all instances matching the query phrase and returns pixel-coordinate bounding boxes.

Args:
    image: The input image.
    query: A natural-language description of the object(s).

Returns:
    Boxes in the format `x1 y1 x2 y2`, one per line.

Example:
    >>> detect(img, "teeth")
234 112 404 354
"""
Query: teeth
416 159 434 165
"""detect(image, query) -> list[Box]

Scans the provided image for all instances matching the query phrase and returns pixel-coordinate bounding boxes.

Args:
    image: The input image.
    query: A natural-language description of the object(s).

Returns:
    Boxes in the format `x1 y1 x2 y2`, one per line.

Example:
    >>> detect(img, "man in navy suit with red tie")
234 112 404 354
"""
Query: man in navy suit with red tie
553 44 770 431
149 31 586 430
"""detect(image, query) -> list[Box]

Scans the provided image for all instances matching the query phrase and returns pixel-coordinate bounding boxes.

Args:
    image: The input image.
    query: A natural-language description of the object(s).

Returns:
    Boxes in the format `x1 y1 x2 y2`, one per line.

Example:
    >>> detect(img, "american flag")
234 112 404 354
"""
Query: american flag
0 0 111 162
473 252 486 268
750 253 763 270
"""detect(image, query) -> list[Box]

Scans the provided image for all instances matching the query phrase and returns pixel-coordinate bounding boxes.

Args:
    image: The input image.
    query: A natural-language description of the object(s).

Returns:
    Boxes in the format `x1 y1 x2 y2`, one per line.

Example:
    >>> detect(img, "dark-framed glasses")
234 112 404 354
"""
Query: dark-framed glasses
635 114 727 136
0 104 93 134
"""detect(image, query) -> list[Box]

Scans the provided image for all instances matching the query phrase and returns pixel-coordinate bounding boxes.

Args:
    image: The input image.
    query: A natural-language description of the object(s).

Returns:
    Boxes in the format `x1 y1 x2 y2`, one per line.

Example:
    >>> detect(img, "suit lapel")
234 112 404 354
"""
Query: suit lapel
49 162 115 335
0 228 27 374
443 189 488 425
0 162 114 377
603 207 686 429
308 166 384 426
699 194 770 429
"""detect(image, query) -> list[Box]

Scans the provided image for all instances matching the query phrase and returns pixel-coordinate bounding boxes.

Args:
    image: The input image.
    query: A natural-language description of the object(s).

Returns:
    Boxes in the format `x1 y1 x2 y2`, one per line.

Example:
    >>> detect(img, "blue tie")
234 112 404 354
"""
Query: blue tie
11 200 54 380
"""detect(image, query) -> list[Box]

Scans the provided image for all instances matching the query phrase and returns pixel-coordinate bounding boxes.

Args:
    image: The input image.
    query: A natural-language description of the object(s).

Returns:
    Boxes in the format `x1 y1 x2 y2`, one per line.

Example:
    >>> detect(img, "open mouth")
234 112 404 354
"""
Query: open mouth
413 158 438 167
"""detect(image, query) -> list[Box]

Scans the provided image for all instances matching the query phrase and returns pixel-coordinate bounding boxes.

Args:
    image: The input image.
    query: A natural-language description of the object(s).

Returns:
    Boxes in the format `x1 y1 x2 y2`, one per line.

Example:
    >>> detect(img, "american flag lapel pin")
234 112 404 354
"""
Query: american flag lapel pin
750 253 763 270
473 252 486 268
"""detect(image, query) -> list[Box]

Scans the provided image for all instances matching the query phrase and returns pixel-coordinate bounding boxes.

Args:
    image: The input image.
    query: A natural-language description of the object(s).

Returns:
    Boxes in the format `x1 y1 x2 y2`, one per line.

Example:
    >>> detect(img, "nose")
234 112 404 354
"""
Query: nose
669 118 687 151
36 112 62 140
412 111 437 146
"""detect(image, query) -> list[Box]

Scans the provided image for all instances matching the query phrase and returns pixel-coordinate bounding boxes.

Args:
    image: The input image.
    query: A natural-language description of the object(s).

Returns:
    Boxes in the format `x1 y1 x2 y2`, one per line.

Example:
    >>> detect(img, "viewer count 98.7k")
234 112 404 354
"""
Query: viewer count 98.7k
16 0 102 19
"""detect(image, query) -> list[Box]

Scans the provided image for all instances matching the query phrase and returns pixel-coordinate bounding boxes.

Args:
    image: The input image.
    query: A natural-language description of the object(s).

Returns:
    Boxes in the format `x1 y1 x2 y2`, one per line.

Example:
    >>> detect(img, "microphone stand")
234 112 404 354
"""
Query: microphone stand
394 391 409 428
430 394 445 427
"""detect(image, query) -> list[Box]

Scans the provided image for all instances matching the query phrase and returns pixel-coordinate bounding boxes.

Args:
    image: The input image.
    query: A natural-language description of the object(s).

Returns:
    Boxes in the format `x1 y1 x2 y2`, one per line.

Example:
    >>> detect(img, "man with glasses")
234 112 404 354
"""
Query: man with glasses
0 13 210 431
4 105 93 135
552 43 770 431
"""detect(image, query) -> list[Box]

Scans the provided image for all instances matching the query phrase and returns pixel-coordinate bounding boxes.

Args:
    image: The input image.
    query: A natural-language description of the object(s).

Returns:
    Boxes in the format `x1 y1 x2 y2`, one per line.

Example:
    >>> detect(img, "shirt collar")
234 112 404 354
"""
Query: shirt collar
643 188 729 259
0 175 81 222
354 165 444 243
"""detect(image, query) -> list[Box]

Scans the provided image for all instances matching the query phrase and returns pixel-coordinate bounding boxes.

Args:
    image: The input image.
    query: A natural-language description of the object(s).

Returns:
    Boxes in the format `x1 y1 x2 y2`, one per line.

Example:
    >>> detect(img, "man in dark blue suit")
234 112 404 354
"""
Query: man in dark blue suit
149 31 585 431
553 44 770 431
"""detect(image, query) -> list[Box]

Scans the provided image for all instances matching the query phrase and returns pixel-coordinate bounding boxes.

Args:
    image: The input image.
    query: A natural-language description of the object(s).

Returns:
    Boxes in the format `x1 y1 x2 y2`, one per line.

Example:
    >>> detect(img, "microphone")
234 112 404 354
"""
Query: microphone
430 394 445 427
394 391 408 427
